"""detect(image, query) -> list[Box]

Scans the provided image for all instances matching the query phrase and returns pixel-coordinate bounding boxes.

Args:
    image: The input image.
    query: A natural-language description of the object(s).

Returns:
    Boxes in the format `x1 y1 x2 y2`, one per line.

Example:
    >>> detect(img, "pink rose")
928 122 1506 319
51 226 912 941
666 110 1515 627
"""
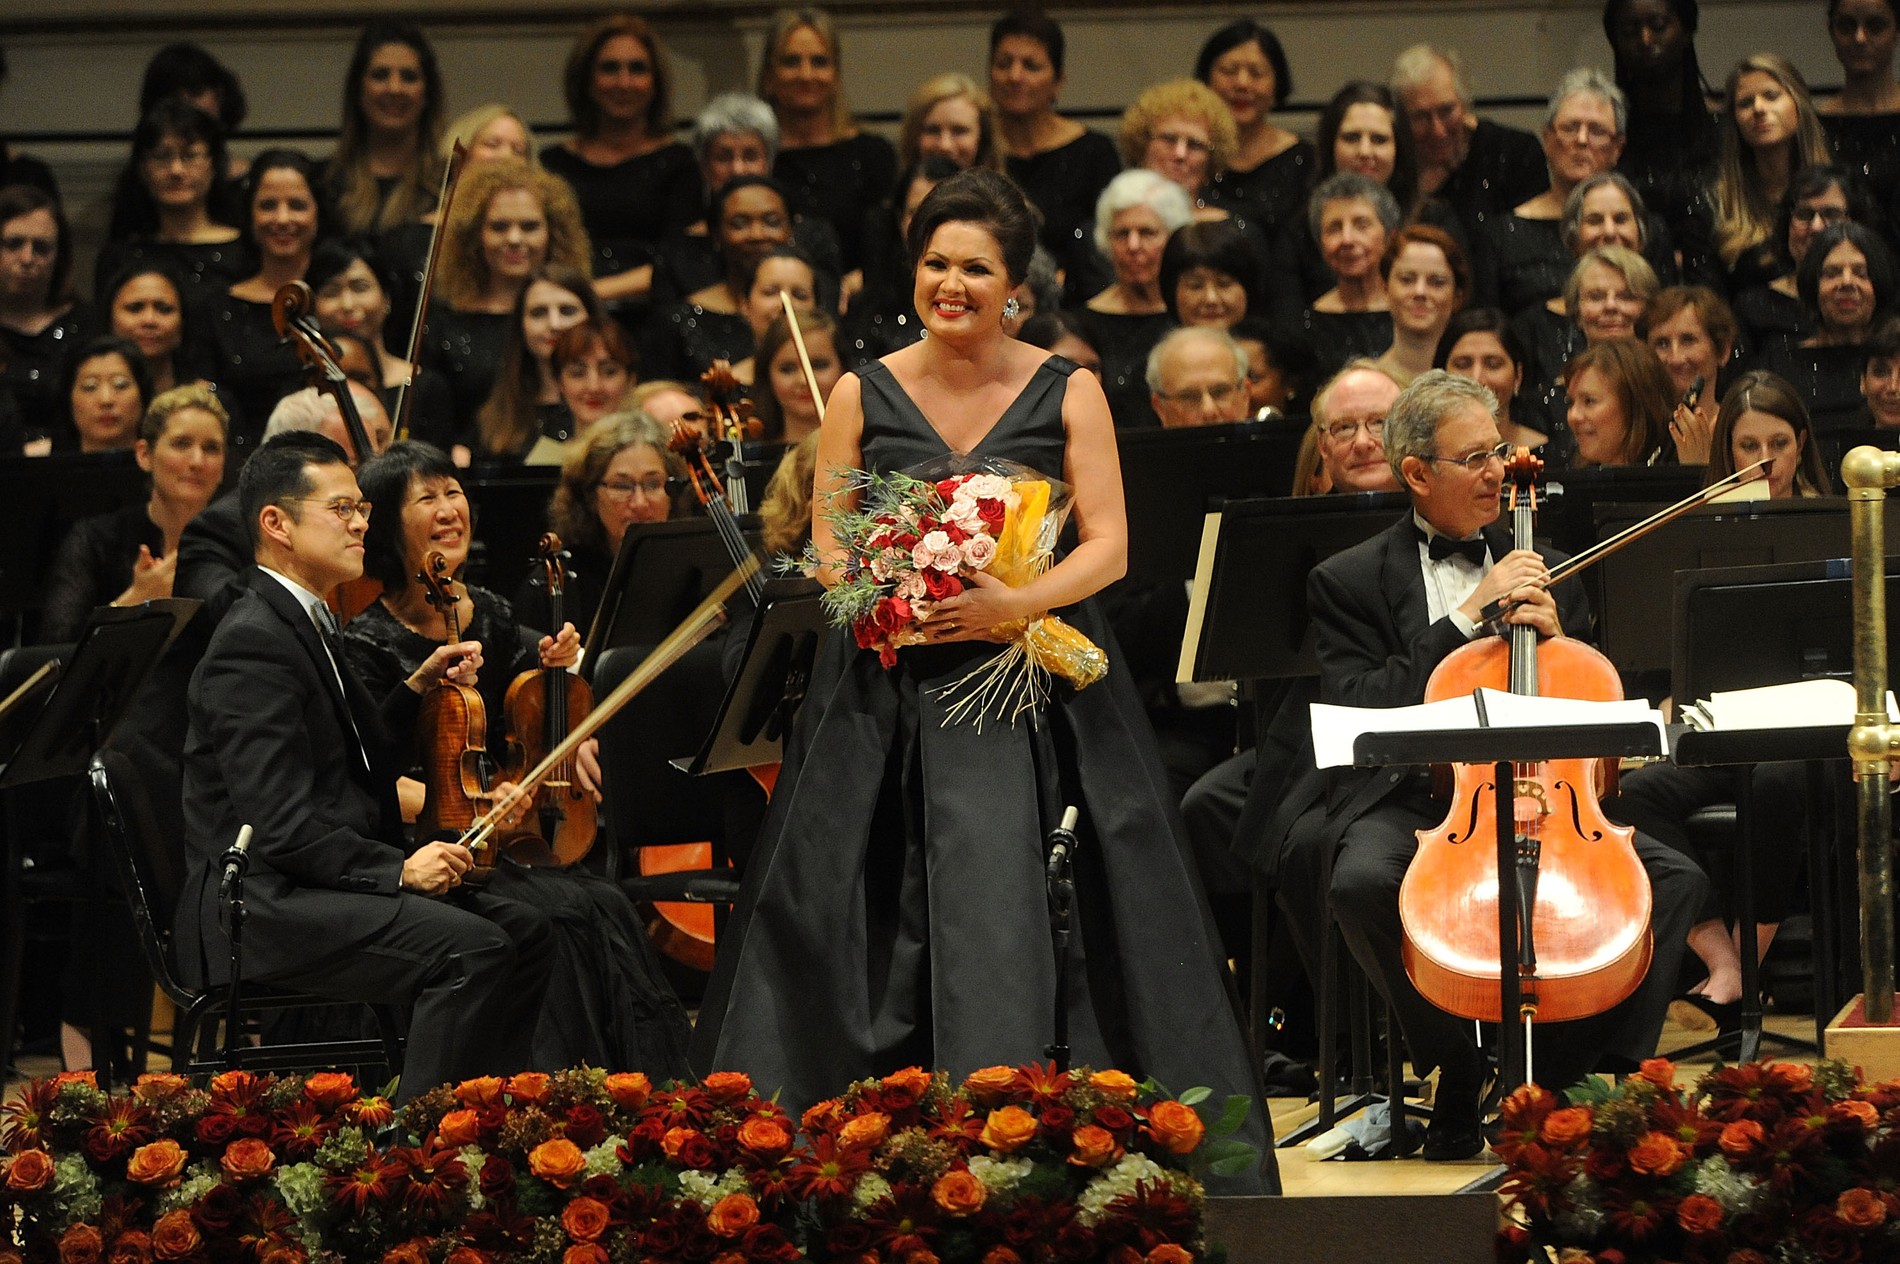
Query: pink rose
913 531 956 572
960 534 997 570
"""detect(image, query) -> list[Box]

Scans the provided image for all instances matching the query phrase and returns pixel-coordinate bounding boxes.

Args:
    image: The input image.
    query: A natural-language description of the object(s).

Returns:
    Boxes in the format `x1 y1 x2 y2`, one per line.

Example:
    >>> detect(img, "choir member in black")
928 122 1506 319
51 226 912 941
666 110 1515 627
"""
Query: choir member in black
102 262 213 397
1644 285 1737 446
1475 70 1671 317
0 48 57 201
1603 0 1720 229
654 94 840 307
528 319 634 466
307 237 452 449
756 6 896 280
58 335 151 456
324 21 444 239
42 383 227 642
899 73 1003 174
1564 335 1676 467
1437 307 1547 450
542 15 699 311
753 308 841 445
1707 53 1835 289
1608 372 1829 1023
640 176 793 384
1391 44 1547 245
1861 317 1900 432
0 184 87 443
1158 220 1263 332
1119 79 1239 227
1373 225 1469 388
1231 316 1314 421
207 149 330 457
138 42 247 161
446 103 533 167
1515 241 1659 444
841 157 954 368
1080 171 1192 429
544 413 686 637
1732 165 1868 368
1822 0 1900 217
989 9 1121 302
1272 370 1704 1157
474 265 603 466
1760 221 1898 433
424 160 591 450
1017 309 1102 377
328 441 690 1077
728 248 822 389
96 100 245 301
1196 20 1312 249
1298 174 1399 383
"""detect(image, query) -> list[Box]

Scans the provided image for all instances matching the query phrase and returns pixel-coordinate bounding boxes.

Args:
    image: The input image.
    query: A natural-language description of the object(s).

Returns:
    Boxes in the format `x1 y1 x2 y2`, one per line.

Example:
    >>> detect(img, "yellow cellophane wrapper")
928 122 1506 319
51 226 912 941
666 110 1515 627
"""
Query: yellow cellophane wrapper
937 479 1108 727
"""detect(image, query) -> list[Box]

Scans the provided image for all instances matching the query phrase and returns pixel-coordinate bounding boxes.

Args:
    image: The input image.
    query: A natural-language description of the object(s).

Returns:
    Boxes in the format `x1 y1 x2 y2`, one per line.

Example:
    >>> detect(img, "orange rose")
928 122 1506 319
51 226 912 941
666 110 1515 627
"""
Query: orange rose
1088 1070 1139 1102
444 1251 488 1264
1538 1107 1595 1147
563 1247 610 1264
1833 1100 1880 1130
55 1071 99 1092
1635 1058 1678 1090
381 1242 431 1264
1839 1188 1888 1229
661 1128 703 1161
884 1067 933 1096
259 1246 305 1264
58 1225 102 1264
132 1074 189 1105
1627 1132 1688 1177
802 1099 845 1133
1770 1063 1814 1094
205 1070 252 1098
507 1072 550 1104
1677 1193 1724 1235
151 1211 201 1262
1069 1125 1121 1168
529 1138 588 1188
562 1196 611 1242
702 1071 754 1104
301 1072 357 1110
964 1066 1022 1105
737 1115 793 1160
106 1231 151 1264
1144 1102 1206 1156
126 1140 188 1187
605 1072 652 1110
437 1109 483 1147
456 1077 505 1107
221 1138 276 1181
1146 1247 1194 1264
982 1249 1023 1264
1720 1119 1765 1158
708 1192 760 1237
932 1170 986 1216
839 1113 891 1151
5 1149 54 1194
978 1106 1039 1153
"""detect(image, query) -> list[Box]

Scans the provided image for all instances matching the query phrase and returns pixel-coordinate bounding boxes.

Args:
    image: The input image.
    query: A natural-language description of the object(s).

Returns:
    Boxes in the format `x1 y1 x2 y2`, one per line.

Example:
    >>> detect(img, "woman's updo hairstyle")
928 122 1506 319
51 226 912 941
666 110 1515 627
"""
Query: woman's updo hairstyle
904 167 1037 286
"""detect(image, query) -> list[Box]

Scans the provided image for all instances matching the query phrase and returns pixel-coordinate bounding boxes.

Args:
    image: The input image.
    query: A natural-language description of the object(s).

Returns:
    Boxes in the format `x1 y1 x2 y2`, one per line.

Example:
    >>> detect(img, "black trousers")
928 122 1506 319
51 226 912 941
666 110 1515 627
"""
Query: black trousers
265 888 555 1100
1277 789 1708 1088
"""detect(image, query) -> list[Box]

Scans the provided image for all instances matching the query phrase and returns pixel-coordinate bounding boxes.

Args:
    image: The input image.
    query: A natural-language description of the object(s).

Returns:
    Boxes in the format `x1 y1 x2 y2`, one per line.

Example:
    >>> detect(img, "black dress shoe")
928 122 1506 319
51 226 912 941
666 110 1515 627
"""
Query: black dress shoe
1423 1061 1486 1161
1674 993 1743 1034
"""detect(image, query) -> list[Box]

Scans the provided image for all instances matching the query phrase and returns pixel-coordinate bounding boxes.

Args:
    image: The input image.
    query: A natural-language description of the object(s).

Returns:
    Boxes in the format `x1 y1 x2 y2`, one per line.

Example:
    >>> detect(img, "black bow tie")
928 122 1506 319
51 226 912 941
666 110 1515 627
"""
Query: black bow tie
1422 530 1487 566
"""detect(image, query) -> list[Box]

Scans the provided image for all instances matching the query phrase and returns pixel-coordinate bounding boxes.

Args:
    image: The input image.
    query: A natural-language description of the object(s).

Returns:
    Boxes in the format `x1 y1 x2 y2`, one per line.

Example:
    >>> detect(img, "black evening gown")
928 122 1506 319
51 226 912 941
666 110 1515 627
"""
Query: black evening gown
1076 308 1172 429
692 354 1271 1190
639 302 753 385
775 134 899 276
542 142 703 286
94 238 251 303
1434 119 1548 244
1299 307 1394 382
341 589 694 1077
1732 283 1810 371
1510 304 1586 443
1206 141 1315 250
1 306 88 440
1759 341 1872 435
206 290 305 458
1823 113 1900 246
1006 130 1123 299
420 305 511 445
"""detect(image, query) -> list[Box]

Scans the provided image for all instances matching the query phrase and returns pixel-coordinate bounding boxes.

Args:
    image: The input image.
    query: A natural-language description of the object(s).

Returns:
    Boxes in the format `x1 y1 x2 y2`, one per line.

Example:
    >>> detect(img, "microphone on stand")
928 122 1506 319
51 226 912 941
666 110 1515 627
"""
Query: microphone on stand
219 824 254 901
1045 805 1080 885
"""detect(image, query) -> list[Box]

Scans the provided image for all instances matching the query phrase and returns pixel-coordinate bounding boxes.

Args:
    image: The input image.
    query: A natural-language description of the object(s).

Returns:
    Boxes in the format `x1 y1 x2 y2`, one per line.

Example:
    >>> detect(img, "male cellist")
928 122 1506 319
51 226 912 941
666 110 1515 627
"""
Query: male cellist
174 431 552 1100
1270 371 1706 1160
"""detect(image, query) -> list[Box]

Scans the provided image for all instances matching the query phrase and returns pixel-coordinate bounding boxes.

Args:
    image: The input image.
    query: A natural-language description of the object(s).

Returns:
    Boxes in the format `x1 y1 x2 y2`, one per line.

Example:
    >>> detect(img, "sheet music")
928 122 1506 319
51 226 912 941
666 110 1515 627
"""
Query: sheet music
1681 678 1896 731
1310 689 1666 768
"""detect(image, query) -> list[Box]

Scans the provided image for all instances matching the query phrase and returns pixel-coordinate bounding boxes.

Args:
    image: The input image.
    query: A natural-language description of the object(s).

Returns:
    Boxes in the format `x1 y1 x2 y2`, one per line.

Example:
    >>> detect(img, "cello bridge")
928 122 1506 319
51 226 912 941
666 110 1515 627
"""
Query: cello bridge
1512 777 1550 826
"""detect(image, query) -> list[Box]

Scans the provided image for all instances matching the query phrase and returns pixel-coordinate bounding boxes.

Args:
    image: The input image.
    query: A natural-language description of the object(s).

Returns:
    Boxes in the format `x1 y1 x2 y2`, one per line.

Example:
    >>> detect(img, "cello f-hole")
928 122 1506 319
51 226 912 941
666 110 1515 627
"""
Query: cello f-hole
1445 777 1492 844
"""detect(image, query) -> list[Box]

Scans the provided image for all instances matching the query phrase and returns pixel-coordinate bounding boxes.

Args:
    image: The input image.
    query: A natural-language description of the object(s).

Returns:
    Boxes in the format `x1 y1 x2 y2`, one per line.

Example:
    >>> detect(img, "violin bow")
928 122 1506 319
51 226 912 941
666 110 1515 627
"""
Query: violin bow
778 289 828 415
392 140 469 442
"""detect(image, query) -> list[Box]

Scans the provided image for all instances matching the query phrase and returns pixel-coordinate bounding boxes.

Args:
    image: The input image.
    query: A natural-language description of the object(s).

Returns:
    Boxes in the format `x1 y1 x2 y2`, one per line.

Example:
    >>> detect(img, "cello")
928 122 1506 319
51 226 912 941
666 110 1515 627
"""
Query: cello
498 533 597 867
1397 448 1653 1036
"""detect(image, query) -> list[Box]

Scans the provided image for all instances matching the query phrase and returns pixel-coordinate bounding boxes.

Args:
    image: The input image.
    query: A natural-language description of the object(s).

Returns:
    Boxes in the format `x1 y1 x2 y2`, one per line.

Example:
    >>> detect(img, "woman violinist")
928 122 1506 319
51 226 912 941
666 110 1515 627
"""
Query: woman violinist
342 439 691 1074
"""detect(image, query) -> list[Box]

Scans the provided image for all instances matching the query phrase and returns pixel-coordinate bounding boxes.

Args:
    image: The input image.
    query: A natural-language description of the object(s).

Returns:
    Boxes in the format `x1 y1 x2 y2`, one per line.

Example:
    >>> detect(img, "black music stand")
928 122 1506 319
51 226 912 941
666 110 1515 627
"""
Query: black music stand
0 452 147 639
586 517 765 654
1117 421 1306 587
461 466 560 598
1351 719 1666 1099
1535 464 1707 560
673 582 825 776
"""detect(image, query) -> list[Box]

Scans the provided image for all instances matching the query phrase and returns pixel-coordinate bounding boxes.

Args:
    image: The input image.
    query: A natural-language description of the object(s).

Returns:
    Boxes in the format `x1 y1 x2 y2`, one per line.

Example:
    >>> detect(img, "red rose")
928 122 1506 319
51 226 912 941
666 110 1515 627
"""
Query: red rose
1677 1193 1724 1235
478 1155 516 1199
922 569 962 601
1093 1106 1134 1133
977 499 1006 531
106 1232 152 1264
58 1225 103 1264
676 1133 718 1170
563 1105 607 1150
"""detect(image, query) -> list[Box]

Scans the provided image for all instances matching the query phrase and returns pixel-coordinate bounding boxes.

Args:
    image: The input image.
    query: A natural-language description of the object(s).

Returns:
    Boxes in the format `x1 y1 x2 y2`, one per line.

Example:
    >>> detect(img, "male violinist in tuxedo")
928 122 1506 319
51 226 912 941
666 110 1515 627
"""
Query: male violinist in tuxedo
175 431 553 1099
1271 371 1706 1160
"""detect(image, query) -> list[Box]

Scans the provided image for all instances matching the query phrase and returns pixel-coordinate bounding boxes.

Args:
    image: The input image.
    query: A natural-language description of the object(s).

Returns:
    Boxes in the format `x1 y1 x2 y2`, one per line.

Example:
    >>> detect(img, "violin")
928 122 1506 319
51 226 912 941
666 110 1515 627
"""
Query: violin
391 141 468 442
1398 448 1653 1027
497 533 597 867
412 551 494 872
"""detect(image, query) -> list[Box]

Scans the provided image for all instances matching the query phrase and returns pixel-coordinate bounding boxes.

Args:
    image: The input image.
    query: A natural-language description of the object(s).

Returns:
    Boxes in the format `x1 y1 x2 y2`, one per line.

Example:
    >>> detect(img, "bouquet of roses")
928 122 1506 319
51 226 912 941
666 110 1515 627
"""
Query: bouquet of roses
810 454 1108 725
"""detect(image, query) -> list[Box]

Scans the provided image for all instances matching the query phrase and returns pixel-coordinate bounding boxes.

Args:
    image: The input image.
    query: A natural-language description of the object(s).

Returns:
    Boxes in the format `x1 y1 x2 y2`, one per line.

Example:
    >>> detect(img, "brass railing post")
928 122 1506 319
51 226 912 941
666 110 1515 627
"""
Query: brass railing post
1843 447 1900 1024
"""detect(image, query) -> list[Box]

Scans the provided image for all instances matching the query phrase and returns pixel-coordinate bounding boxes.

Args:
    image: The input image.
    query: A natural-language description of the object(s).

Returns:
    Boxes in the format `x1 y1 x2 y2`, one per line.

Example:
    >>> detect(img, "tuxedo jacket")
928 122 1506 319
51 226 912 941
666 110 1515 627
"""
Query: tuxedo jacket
1267 515 1593 857
176 568 422 986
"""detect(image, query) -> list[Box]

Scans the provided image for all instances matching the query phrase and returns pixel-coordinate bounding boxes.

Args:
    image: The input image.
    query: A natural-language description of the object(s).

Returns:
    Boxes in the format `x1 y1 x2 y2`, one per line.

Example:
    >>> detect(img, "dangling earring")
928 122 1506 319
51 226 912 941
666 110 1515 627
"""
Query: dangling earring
1002 296 1021 322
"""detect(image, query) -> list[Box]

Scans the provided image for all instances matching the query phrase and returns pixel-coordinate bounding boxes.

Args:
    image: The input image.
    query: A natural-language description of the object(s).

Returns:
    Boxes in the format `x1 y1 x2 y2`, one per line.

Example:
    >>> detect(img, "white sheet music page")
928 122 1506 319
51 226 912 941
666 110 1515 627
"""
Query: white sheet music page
1310 689 1666 768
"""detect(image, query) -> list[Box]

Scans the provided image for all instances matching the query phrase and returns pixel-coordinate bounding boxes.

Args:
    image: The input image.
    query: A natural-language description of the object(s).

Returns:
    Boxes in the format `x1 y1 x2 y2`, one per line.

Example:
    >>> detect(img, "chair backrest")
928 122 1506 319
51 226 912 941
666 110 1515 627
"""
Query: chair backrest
88 749 192 1005
591 640 734 852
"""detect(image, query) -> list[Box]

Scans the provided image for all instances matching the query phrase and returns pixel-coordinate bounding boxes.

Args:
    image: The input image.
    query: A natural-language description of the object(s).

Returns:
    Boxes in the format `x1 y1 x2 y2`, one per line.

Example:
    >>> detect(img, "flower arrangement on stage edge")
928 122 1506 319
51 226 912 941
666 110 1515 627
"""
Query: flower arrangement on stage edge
808 455 1107 726
1495 1056 1900 1264
796 1062 1253 1264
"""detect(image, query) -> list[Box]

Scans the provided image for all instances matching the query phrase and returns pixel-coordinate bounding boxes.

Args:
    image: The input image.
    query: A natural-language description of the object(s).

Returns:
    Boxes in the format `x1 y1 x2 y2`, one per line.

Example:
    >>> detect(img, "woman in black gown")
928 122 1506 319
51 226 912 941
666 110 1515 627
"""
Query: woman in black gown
1761 221 1899 432
343 439 692 1076
0 184 88 445
1195 19 1312 248
692 169 1270 1188
1079 170 1192 428
96 99 246 301
1821 0 1900 219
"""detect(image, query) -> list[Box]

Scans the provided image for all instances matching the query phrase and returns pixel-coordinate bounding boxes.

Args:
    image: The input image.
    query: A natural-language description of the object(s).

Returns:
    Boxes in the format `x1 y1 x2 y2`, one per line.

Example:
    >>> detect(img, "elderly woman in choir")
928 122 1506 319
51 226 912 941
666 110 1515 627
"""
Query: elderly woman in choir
1119 78 1239 226
1644 284 1738 457
1517 242 1660 449
1158 220 1263 333
546 412 687 634
1731 165 1871 366
1298 173 1400 381
1078 170 1193 426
